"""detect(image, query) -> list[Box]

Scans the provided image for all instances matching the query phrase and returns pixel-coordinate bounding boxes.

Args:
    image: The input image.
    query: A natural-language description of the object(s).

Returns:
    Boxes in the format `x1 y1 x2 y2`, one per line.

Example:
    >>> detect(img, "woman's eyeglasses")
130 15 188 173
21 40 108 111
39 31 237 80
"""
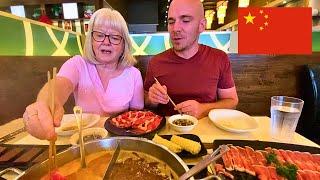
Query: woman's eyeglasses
91 31 123 45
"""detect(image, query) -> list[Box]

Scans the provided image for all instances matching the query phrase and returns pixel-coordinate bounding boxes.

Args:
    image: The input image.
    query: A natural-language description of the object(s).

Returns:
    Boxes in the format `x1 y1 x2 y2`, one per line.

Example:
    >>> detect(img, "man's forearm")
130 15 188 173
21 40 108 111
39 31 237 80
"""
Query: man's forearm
200 98 238 118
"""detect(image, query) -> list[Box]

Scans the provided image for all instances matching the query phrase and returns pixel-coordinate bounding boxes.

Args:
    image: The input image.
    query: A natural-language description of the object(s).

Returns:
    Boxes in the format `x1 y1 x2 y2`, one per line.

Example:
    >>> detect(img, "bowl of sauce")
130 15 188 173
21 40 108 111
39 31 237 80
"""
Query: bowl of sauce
168 114 198 132
70 127 108 145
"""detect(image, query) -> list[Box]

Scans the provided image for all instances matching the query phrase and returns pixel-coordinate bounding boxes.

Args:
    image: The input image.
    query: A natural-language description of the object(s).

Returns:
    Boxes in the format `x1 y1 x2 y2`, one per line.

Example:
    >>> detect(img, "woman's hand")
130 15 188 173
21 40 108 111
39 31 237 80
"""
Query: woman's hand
23 101 64 140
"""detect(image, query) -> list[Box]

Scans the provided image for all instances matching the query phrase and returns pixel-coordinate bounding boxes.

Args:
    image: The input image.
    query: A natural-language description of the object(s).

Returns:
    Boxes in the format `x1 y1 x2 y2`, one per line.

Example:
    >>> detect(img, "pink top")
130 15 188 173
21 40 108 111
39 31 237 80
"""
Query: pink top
57 55 144 116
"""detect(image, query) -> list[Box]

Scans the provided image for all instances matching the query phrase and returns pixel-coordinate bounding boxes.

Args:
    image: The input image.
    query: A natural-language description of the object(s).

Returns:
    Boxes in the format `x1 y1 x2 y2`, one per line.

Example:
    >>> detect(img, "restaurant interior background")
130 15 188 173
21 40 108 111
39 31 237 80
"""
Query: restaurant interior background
0 0 320 143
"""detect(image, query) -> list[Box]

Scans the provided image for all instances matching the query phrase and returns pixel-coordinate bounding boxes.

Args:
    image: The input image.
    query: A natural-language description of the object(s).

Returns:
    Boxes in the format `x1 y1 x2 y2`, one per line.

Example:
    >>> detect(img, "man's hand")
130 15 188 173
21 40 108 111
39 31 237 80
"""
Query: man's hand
148 83 169 105
175 100 204 118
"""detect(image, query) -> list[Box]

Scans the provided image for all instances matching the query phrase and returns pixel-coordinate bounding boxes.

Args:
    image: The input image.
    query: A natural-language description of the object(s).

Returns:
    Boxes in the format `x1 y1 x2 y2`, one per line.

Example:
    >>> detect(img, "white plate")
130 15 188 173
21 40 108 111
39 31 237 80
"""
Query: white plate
208 109 258 133
55 113 100 136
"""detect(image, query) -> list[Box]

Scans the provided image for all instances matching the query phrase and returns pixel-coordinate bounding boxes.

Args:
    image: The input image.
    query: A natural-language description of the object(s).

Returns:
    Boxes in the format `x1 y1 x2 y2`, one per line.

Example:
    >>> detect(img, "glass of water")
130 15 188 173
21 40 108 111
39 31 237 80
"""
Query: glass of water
270 96 304 142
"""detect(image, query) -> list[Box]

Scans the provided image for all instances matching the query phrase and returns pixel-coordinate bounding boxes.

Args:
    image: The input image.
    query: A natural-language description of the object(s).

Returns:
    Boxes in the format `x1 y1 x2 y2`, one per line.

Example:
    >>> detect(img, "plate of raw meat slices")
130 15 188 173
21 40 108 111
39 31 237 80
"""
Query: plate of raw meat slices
211 139 320 180
104 110 166 137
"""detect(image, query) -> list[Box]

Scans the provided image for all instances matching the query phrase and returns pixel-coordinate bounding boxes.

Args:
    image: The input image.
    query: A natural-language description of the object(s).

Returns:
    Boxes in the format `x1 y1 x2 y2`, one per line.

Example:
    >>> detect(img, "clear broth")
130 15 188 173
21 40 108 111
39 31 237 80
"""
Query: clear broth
41 150 178 180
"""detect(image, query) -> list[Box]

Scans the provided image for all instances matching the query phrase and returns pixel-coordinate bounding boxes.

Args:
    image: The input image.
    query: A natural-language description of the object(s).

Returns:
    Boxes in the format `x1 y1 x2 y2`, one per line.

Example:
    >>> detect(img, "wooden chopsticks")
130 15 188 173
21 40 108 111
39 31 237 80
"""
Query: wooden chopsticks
47 67 57 171
154 77 183 115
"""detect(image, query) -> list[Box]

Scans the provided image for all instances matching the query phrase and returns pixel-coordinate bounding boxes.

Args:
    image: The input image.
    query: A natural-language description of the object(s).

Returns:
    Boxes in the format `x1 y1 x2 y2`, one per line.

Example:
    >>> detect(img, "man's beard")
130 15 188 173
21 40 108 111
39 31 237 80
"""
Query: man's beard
172 38 198 52
173 43 186 51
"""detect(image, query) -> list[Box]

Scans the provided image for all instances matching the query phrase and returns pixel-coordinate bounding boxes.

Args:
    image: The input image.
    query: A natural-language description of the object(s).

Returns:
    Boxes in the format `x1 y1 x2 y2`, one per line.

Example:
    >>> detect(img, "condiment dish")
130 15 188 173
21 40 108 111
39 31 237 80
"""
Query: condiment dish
168 114 198 132
70 127 108 145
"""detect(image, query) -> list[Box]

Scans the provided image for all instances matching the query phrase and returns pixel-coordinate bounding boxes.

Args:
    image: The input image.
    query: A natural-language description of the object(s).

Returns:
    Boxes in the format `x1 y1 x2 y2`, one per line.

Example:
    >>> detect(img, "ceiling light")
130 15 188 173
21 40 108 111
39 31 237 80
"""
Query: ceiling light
205 10 215 29
218 17 224 24
217 1 228 18
239 0 250 7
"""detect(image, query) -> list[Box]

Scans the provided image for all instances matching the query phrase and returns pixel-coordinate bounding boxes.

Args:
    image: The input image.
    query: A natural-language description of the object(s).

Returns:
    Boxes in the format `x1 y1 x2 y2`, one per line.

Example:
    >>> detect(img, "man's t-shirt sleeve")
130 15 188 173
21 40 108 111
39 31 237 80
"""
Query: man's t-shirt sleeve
217 53 235 89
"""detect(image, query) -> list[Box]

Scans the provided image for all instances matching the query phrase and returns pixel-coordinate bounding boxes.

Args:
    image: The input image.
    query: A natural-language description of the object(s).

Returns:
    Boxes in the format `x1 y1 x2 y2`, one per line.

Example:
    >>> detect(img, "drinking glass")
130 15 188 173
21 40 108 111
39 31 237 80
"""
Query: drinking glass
270 96 304 142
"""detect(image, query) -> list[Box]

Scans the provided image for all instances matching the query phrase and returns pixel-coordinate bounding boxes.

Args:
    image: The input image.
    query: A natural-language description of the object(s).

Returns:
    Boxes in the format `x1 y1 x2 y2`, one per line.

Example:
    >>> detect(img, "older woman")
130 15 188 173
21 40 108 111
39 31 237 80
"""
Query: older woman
23 8 144 140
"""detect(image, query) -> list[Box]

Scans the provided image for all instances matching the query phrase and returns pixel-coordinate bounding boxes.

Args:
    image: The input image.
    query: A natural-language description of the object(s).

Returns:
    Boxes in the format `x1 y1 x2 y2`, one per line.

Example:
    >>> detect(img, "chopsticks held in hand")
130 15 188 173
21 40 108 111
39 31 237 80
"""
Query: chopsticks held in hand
47 67 57 171
154 77 183 115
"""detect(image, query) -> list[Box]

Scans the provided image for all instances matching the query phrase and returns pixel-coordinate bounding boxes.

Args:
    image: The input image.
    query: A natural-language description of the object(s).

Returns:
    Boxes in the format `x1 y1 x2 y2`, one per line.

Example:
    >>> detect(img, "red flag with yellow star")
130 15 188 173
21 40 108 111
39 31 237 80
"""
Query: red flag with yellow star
238 7 312 54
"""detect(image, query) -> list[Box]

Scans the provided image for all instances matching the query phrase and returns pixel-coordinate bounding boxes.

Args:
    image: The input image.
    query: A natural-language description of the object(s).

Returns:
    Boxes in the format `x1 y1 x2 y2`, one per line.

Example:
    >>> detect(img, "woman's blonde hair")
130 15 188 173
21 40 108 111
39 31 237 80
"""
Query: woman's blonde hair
83 8 136 67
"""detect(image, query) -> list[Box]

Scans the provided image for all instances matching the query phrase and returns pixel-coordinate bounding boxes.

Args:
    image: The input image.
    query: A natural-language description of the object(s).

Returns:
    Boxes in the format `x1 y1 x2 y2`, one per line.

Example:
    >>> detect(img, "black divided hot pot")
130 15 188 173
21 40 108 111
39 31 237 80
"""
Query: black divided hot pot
14 137 190 179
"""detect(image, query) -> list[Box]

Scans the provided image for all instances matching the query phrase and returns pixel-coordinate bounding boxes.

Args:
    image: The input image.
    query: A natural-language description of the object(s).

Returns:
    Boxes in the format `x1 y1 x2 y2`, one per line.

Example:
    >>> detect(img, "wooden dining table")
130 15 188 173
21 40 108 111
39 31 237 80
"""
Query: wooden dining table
0 115 319 179
1 116 318 148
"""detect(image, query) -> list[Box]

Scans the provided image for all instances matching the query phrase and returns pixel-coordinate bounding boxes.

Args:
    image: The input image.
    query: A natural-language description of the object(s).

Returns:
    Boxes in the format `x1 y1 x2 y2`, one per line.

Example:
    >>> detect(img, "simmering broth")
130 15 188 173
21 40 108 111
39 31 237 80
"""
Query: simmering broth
41 150 178 180
110 151 178 180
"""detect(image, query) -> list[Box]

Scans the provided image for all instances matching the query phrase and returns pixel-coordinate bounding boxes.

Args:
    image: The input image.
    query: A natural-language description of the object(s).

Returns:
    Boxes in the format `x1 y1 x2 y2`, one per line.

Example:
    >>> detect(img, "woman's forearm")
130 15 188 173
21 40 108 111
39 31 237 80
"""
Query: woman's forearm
36 77 73 106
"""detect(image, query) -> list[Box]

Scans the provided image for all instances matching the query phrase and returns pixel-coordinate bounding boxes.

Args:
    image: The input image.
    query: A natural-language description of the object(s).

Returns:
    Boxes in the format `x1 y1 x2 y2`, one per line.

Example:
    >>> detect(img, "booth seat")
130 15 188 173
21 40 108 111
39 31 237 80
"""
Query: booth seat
297 64 320 144
0 56 73 125
1 54 320 125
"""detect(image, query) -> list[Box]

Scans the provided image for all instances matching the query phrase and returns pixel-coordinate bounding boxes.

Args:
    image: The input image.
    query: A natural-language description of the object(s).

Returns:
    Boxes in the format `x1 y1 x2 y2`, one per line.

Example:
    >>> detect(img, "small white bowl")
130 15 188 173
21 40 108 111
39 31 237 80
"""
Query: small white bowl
70 127 108 145
168 114 198 133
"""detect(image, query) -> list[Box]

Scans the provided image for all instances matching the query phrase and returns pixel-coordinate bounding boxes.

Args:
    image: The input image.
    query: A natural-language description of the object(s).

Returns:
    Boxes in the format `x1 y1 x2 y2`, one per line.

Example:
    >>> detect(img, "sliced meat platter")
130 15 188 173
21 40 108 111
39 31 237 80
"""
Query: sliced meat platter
110 110 163 134
212 141 320 180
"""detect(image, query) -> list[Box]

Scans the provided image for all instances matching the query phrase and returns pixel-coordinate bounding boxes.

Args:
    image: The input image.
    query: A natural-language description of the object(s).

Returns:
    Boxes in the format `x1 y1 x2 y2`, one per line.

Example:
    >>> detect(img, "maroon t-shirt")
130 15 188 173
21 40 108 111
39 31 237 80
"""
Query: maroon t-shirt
144 44 235 116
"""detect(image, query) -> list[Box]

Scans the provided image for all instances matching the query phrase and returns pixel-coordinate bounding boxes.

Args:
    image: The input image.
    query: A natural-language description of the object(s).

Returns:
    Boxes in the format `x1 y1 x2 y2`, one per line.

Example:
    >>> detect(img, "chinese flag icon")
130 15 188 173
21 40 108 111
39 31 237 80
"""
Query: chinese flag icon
238 7 312 55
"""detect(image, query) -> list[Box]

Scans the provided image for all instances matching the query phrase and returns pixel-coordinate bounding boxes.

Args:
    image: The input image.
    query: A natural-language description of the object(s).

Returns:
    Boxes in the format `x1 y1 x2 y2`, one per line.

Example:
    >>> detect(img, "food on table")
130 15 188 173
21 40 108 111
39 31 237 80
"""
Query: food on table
110 150 178 180
219 120 237 129
40 151 111 180
70 128 108 145
172 119 194 126
61 151 111 179
214 145 320 180
41 170 66 180
152 134 182 153
40 150 177 180
61 121 89 131
213 164 234 179
61 126 78 131
77 134 102 144
170 135 201 155
110 110 163 133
